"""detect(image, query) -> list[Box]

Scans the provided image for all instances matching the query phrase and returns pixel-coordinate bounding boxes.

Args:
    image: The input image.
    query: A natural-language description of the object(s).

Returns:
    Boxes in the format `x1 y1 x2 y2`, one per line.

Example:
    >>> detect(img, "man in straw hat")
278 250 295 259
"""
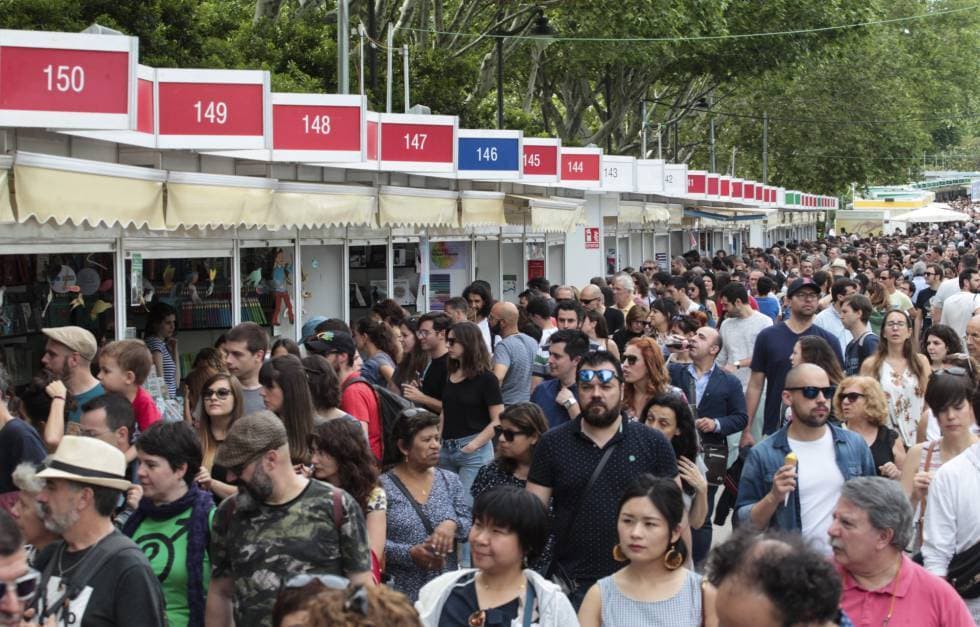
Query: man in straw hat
206 410 372 627
30 436 164 626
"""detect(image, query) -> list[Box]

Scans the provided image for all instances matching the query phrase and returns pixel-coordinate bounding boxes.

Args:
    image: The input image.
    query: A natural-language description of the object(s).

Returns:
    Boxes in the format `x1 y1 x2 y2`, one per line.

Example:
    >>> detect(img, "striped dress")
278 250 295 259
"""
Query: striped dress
145 336 177 398
598 569 703 626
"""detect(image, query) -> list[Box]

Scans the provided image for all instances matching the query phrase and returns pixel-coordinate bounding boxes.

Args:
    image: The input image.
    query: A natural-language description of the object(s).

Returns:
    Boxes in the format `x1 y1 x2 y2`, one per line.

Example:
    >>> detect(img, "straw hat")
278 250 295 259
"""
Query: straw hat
36 436 132 492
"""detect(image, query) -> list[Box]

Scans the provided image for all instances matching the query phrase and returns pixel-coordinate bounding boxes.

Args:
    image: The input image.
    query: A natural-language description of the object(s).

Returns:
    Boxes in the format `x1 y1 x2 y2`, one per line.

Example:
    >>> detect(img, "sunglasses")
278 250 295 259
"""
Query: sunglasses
839 392 865 403
203 388 232 399
283 574 368 616
580 297 600 305
578 369 620 384
493 425 527 442
934 366 970 378
446 337 457 346
0 569 40 603
622 354 640 366
785 386 836 400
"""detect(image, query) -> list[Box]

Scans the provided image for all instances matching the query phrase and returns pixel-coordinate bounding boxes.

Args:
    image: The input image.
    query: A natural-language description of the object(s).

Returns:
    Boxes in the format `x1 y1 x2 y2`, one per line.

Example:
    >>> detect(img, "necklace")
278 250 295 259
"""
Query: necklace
882 557 902 627
55 543 87 578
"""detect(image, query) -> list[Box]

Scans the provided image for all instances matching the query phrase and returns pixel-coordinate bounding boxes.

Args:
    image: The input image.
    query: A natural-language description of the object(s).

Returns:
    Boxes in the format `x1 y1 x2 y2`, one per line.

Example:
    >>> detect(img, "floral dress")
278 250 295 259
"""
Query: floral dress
879 360 923 449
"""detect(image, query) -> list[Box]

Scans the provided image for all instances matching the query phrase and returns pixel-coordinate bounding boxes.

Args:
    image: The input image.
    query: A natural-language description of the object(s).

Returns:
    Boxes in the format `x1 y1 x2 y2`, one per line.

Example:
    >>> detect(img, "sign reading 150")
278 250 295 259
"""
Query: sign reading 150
43 65 85 93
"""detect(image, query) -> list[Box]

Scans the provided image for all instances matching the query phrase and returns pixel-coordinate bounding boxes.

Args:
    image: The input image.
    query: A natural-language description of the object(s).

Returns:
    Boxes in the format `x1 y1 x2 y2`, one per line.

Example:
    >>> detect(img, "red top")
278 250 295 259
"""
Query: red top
836 554 974 627
131 386 162 433
340 373 383 461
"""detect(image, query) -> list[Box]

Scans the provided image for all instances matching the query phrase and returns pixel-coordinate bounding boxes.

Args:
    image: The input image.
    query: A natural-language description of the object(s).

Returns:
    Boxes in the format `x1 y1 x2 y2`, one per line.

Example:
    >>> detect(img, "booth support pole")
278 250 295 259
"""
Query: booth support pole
386 229 394 304
292 230 303 342
114 233 126 341
342 229 351 323
231 237 242 327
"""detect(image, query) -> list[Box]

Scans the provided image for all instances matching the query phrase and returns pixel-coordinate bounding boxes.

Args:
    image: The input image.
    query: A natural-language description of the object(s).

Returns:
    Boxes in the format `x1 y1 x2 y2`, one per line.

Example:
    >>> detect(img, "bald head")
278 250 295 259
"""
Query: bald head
785 363 829 388
579 284 603 311
967 314 980 360
491 301 519 333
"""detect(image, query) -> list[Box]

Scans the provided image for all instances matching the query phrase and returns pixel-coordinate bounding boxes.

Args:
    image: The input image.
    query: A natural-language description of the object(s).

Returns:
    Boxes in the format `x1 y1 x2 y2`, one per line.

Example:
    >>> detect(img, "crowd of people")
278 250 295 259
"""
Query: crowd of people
2 219 980 625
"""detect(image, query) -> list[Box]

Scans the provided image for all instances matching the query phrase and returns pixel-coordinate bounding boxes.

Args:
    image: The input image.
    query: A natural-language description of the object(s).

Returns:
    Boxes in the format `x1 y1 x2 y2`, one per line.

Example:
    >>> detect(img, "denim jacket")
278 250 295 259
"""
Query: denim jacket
735 422 876 532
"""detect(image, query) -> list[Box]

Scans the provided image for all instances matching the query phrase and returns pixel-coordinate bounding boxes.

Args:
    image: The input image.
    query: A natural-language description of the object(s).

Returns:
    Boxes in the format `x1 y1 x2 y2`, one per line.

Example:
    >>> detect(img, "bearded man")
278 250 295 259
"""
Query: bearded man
528 351 679 610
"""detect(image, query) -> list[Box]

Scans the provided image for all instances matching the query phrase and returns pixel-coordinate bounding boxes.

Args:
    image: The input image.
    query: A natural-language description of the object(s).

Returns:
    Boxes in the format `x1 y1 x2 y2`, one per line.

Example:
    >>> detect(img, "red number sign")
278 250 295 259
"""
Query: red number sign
381 122 454 164
158 83 263 136
688 172 707 195
523 144 558 176
273 105 360 151
560 149 600 182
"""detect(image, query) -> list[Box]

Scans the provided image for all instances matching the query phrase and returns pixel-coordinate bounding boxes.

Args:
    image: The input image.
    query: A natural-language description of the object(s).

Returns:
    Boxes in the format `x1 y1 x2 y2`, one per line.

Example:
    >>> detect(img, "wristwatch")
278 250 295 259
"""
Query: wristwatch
562 397 577 409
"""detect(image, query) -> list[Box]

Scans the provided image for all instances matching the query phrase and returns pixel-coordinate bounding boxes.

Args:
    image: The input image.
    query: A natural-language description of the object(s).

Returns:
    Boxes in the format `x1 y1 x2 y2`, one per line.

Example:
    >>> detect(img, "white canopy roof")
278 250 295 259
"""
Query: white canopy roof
892 203 969 223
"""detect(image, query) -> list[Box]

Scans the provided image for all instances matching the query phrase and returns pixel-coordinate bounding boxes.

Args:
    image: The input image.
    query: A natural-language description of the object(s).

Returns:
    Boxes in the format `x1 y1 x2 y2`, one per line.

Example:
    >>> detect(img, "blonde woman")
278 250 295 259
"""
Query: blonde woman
860 309 930 449
193 371 242 500
834 376 905 479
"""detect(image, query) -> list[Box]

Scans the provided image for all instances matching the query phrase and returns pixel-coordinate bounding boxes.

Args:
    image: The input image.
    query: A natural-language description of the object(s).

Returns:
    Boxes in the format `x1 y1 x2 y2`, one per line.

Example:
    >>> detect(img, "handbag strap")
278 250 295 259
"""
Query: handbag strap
521 578 537 627
387 471 436 535
554 440 619 557
917 440 939 547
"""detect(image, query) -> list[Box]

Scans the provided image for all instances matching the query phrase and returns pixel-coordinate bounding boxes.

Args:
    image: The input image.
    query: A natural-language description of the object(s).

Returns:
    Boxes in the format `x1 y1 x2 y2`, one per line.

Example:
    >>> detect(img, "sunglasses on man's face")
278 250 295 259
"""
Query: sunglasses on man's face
0 568 40 603
785 386 835 400
493 425 527 442
580 297 600 305
578 369 620 384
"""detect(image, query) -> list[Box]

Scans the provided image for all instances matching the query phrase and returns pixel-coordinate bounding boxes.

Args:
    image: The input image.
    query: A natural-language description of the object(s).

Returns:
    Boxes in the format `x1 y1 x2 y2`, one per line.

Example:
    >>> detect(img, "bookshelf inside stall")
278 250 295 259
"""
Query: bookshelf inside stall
348 243 420 322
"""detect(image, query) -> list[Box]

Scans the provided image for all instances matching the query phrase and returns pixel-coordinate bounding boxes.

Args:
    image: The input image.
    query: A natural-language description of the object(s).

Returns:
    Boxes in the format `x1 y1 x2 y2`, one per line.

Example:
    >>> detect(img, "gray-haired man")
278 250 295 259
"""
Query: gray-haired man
828 477 972 626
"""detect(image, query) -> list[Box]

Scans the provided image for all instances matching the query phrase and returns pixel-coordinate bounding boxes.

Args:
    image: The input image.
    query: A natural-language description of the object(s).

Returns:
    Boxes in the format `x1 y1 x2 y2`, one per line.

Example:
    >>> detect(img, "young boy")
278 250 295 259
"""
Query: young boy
98 339 161 435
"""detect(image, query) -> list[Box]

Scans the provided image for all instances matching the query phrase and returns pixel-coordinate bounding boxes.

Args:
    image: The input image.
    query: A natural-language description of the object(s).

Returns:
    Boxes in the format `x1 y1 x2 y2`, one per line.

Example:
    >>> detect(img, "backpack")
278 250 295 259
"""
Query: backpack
341 376 415 466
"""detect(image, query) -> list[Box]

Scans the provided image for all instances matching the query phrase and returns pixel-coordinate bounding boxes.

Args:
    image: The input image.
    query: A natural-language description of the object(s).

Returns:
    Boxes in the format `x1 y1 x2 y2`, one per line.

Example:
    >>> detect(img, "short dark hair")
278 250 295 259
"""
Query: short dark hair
757 275 775 296
225 321 270 355
418 312 452 334
719 282 748 306
392 409 441 458
554 299 584 322
548 329 591 361
618 474 688 563
270 337 301 357
576 350 623 382
443 297 468 313
144 302 177 337
0 509 22 557
135 421 203 487
959 268 978 289
843 294 873 323
922 324 963 356
527 277 550 293
668 276 688 291
706 529 843 625
82 392 135 434
830 278 857 301
525 296 552 320
88 483 125 517
925 369 976 418
963 253 978 269
316 318 351 335
652 271 671 286
472 486 550 561
302 355 341 410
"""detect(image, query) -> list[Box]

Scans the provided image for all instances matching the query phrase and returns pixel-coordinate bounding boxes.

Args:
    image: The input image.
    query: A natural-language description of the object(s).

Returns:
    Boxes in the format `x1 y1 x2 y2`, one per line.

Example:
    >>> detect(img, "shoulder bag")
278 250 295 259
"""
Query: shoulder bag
546 440 619 595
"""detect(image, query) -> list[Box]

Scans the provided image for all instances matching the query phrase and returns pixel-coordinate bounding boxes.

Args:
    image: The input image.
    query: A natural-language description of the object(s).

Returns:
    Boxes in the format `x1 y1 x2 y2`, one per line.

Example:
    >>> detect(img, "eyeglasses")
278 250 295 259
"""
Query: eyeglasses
416 329 433 338
493 425 528 442
785 386 836 400
884 320 908 329
283 574 368 616
839 392 865 403
622 354 640 366
642 266 656 272
203 388 232 399
578 369 620 384
446 337 457 346
0 568 40 603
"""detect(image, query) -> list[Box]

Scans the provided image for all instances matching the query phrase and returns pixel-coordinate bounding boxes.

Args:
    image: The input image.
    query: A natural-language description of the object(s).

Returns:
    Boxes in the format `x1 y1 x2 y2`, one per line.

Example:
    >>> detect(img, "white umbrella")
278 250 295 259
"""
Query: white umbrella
892 205 970 223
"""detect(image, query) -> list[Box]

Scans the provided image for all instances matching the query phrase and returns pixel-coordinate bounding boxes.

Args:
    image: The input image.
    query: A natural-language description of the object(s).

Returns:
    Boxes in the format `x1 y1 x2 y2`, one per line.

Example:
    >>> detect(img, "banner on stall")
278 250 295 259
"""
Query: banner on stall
428 241 470 311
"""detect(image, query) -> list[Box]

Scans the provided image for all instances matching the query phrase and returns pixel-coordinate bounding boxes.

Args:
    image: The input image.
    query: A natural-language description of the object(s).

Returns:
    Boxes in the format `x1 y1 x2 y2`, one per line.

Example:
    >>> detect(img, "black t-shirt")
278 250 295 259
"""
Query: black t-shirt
441 370 503 439
35 531 166 627
0 418 46 493
915 287 936 329
603 307 625 334
439 574 520 627
421 352 449 401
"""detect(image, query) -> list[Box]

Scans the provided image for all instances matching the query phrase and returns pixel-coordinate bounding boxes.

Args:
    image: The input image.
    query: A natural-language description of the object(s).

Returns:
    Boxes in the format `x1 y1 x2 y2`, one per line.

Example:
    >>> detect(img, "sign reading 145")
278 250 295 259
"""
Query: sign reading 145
524 152 541 168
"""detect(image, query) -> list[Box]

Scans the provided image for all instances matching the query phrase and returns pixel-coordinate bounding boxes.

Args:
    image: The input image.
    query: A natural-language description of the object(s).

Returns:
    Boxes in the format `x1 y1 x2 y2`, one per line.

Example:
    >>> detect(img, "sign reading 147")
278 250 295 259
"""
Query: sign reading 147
404 132 427 150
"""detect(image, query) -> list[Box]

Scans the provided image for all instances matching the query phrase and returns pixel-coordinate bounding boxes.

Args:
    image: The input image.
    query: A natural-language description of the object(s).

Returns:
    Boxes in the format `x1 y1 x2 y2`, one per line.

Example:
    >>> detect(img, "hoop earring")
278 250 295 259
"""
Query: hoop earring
612 544 628 562
663 543 684 570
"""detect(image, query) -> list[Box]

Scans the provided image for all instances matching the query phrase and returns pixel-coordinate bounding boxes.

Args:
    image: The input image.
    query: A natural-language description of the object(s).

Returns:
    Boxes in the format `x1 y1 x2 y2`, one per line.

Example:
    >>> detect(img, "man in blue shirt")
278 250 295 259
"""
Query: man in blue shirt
841 294 879 376
530 330 590 427
743 278 843 446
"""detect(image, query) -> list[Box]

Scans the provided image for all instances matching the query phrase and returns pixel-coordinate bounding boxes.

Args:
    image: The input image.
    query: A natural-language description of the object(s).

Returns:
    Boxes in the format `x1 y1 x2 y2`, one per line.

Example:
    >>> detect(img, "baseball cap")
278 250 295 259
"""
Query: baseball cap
42 326 98 362
786 278 820 298
301 316 328 342
304 330 356 358
214 410 288 470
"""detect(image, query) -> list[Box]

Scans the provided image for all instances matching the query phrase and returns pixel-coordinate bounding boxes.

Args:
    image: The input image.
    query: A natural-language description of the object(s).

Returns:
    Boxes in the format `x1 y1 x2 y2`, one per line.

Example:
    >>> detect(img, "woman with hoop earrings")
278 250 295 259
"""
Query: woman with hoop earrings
577 475 717 627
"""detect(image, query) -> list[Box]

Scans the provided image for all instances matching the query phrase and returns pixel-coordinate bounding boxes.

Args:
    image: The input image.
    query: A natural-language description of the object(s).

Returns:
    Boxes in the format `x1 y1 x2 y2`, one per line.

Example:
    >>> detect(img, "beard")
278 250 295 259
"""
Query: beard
41 504 80 535
582 402 621 428
793 403 829 428
490 321 502 337
239 464 274 503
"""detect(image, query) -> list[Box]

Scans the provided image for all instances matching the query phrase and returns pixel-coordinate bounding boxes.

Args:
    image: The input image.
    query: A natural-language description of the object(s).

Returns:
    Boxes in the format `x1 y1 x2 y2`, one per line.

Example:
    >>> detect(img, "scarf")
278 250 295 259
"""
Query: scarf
122 484 213 627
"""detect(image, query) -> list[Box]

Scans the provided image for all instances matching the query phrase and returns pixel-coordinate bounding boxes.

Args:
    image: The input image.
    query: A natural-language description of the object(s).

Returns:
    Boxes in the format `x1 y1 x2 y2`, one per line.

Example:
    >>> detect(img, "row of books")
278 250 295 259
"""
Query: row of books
176 297 269 330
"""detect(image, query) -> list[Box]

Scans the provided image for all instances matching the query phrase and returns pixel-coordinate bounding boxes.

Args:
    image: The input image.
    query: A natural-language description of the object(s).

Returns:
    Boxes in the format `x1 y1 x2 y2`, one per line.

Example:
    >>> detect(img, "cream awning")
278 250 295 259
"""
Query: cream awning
378 186 459 228
0 156 13 224
644 202 671 223
13 152 166 229
618 201 645 224
460 191 506 227
166 172 277 229
506 195 584 233
272 182 377 228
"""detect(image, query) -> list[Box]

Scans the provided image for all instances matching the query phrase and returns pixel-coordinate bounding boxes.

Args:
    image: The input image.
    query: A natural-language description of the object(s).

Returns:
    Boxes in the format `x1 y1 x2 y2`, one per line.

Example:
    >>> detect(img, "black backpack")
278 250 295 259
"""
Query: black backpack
342 376 415 466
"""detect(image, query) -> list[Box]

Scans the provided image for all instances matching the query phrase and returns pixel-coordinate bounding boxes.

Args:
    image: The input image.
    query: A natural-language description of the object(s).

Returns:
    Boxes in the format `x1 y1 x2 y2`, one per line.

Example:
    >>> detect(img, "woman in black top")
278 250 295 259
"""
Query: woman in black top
439 321 503 498
612 305 649 354
834 375 906 479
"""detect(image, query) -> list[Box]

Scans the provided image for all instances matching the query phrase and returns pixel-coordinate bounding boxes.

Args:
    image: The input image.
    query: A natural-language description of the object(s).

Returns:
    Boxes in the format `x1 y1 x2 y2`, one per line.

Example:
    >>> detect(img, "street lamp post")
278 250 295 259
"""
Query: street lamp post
495 6 555 129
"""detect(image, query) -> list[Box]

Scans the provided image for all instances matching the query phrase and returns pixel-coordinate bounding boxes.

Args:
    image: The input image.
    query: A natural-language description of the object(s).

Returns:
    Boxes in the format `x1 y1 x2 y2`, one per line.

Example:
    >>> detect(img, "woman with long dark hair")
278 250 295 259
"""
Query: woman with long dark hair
259 354 316 465
354 317 399 388
439 321 503 500
193 371 242 501
182 347 225 424
791 335 845 386
394 315 428 390
301 355 363 426
578 475 716 626
861 309 931 448
309 419 386 582
471 403 547 497
581 309 619 358
612 305 649 354
144 302 179 399
647 298 678 348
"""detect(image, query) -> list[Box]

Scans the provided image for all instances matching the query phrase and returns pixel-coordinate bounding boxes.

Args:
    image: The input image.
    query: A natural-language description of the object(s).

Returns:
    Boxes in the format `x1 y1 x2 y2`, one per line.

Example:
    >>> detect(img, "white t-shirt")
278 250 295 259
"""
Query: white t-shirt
939 291 980 346
933 277 961 311
788 429 844 554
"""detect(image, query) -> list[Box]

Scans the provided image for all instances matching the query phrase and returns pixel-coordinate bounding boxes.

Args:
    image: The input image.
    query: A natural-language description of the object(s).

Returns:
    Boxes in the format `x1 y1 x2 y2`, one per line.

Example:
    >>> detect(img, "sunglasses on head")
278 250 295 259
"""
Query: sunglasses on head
933 366 970 378
578 368 620 384
0 568 40 603
785 386 835 400
203 388 232 399
283 574 368 616
493 425 527 442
